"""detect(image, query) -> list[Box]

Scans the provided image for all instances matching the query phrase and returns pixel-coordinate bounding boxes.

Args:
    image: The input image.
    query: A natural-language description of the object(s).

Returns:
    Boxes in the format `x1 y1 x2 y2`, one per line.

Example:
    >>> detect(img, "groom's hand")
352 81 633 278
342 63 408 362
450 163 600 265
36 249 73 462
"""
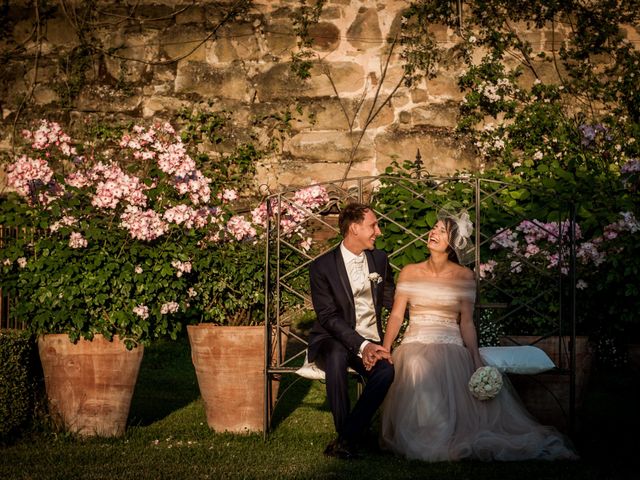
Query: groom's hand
362 343 392 370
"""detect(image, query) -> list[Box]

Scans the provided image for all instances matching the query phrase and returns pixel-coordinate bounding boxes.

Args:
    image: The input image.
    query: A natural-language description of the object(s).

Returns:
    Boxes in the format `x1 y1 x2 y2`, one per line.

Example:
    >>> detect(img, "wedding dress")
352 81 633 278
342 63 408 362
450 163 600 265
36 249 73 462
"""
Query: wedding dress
380 278 578 461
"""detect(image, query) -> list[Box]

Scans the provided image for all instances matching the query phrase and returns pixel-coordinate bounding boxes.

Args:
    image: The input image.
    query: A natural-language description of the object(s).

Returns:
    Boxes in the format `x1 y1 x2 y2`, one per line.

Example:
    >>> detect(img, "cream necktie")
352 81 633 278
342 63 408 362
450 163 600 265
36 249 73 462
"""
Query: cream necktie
349 255 366 289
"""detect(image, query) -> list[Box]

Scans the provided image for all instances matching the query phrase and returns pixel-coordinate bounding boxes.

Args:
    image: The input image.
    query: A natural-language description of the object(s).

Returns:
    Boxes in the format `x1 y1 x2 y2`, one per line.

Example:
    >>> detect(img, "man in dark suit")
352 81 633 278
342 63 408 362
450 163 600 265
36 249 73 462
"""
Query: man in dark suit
308 202 396 459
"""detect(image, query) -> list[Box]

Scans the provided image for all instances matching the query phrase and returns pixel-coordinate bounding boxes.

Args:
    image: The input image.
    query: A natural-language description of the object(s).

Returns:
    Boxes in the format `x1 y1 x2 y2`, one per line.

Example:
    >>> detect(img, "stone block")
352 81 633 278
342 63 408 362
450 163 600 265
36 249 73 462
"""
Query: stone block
521 30 543 53
176 6 206 24
541 26 567 52
424 74 464 101
392 91 411 108
142 96 190 118
103 31 160 83
356 97 395 130
306 61 365 97
518 60 565 90
375 129 475 175
33 85 59 105
286 130 374 164
255 62 364 101
428 24 451 44
320 6 343 20
175 62 250 101
411 88 429 104
254 63 306 101
45 16 80 47
386 7 404 41
153 64 177 83
379 65 406 93
309 22 341 52
265 20 298 55
399 111 411 124
25 65 57 85
12 19 34 45
76 86 142 113
347 7 382 51
621 24 640 48
161 25 207 63
411 102 459 129
272 160 375 187
212 22 262 62
288 98 353 131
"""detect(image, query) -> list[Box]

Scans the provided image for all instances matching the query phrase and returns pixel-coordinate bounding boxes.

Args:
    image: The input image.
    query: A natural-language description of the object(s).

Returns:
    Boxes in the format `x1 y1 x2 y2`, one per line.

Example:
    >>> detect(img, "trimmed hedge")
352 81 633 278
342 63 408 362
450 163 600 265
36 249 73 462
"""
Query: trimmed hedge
0 330 38 442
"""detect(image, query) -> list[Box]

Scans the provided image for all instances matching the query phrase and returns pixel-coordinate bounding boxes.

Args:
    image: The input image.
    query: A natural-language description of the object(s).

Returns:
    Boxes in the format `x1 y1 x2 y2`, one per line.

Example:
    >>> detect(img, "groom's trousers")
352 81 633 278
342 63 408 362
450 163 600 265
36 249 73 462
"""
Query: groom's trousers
314 338 394 442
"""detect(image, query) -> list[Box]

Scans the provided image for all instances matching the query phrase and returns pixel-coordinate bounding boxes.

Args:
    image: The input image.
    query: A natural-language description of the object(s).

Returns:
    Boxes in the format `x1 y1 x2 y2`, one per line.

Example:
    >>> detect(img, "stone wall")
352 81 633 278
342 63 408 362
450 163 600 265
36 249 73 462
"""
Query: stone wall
3 0 632 191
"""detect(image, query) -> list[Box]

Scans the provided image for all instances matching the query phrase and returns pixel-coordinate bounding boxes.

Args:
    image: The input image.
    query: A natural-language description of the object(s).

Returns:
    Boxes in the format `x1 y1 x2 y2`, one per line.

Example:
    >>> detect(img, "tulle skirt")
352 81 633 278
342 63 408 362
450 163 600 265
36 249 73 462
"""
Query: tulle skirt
380 341 578 462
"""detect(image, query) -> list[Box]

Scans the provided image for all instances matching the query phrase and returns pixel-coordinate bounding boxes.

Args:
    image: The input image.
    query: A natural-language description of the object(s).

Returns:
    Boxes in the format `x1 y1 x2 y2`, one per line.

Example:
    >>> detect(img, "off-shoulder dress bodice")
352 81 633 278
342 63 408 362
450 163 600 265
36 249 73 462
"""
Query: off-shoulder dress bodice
397 278 475 347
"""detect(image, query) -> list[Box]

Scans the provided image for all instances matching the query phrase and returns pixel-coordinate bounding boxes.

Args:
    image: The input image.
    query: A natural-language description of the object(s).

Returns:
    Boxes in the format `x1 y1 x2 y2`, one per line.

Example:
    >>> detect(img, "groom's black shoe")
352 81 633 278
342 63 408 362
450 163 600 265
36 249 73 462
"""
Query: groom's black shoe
323 437 360 460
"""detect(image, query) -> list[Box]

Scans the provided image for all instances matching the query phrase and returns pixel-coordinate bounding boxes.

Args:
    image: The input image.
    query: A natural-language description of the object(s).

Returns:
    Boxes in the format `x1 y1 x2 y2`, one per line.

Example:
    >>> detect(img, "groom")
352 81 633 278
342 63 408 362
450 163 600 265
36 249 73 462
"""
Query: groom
308 202 396 459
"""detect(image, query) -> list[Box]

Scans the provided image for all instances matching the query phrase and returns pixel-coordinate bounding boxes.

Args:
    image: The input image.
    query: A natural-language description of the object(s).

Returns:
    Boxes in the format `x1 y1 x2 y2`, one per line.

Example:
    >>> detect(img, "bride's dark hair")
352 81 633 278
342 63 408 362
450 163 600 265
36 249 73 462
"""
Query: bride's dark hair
436 210 474 265
442 217 461 264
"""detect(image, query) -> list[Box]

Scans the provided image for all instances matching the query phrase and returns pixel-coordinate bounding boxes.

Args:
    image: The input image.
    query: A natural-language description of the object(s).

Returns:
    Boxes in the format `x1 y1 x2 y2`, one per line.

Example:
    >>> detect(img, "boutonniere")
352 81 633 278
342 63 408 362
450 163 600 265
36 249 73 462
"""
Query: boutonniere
368 272 382 284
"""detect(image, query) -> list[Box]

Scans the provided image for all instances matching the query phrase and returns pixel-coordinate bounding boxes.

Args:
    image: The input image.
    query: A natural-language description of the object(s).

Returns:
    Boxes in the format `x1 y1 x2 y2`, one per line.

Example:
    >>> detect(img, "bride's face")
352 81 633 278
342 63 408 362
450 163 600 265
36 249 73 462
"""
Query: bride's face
427 220 450 253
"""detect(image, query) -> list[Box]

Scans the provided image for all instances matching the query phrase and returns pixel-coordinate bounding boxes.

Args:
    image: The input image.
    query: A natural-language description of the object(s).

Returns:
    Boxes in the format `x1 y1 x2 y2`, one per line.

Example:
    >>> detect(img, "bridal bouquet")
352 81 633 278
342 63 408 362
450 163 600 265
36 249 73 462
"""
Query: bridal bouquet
468 366 503 400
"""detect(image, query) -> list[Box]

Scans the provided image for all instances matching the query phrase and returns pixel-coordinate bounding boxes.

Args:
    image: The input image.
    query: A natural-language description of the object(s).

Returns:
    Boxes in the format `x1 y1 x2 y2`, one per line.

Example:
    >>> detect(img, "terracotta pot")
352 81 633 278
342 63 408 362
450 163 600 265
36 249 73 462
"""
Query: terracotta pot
187 324 287 433
37 334 143 437
500 335 592 432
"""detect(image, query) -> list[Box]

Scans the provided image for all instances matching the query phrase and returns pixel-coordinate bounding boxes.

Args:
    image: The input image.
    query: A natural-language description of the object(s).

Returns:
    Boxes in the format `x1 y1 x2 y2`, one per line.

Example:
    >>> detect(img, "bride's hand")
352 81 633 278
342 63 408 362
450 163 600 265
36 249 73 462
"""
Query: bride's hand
363 344 392 370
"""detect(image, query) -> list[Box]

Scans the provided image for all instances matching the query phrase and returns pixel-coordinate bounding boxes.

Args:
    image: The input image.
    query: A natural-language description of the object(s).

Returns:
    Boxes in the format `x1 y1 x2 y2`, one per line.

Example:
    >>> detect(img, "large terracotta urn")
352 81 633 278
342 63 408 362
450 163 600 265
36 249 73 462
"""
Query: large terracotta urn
187 324 287 433
37 334 144 437
500 335 592 432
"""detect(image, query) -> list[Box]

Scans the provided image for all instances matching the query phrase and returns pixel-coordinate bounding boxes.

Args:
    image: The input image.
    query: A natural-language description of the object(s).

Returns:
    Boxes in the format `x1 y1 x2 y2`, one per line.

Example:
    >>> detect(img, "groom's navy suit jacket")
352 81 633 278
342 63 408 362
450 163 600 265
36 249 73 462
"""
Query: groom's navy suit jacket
308 246 396 362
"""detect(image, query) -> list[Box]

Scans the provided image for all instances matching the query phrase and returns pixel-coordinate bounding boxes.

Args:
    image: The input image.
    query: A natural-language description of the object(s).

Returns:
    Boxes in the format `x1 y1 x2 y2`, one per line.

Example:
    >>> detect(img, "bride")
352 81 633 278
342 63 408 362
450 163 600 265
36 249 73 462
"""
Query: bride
379 211 578 461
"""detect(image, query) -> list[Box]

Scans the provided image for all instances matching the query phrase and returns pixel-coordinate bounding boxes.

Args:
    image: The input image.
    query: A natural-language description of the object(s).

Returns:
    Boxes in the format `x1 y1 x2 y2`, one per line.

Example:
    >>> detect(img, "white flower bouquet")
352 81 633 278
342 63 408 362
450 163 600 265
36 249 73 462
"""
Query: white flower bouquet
468 366 503 400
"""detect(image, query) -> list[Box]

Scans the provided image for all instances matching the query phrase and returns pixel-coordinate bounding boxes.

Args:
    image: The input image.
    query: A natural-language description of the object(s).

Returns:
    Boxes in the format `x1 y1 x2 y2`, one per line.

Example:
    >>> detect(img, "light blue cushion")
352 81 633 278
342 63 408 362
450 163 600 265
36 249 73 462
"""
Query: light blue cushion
479 345 556 374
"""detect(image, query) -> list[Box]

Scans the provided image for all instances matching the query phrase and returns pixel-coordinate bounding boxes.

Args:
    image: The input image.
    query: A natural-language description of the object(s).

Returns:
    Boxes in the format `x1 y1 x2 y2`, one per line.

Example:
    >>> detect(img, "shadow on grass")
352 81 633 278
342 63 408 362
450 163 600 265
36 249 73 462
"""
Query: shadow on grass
270 374 314 429
128 334 200 427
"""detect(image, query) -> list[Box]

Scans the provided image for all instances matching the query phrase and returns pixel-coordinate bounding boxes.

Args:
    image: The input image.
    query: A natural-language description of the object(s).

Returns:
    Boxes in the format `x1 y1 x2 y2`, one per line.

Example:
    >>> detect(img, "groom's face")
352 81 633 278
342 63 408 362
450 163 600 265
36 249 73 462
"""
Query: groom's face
351 209 381 251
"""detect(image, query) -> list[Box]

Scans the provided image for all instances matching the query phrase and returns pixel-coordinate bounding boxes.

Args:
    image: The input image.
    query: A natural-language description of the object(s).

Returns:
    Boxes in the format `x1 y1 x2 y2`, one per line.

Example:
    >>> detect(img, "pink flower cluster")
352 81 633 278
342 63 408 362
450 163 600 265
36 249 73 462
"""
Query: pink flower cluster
133 305 149 320
174 170 212 205
7 121 333 257
120 206 168 241
163 204 214 229
621 158 640 175
22 120 76 157
68 232 88 249
293 185 330 210
218 189 238 203
6 155 54 198
478 259 497 279
171 260 192 277
515 219 582 245
603 211 639 238
70 162 149 210
484 212 640 284
50 215 78 233
226 215 257 241
160 301 180 315
120 124 212 205
250 185 329 240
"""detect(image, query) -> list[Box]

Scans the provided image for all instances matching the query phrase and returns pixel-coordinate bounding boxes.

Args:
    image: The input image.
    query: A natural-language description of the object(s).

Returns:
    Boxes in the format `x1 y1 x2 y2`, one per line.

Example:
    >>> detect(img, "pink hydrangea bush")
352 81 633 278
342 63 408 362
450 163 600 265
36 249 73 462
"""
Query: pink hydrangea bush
0 120 330 343
477 213 640 335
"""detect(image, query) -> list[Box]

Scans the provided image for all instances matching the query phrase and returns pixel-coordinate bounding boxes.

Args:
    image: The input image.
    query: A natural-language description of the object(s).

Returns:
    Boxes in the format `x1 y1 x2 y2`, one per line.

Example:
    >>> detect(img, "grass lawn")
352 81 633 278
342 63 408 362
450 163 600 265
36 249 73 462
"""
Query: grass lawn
1 335 639 479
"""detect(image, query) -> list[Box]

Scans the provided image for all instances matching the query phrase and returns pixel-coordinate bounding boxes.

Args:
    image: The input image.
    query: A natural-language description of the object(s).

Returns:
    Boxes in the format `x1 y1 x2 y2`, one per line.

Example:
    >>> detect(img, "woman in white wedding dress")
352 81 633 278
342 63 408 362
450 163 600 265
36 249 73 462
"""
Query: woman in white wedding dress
379 212 578 462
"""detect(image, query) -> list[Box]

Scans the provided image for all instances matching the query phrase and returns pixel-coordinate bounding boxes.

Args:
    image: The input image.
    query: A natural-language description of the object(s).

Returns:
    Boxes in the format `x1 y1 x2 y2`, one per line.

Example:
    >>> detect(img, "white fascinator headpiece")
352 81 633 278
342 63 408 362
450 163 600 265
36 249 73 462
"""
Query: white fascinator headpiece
437 209 475 264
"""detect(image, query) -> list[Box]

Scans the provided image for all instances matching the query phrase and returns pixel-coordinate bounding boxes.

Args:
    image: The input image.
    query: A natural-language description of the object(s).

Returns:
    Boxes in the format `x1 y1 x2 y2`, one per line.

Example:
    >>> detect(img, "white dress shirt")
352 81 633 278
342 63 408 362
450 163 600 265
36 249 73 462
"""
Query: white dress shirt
340 243 380 354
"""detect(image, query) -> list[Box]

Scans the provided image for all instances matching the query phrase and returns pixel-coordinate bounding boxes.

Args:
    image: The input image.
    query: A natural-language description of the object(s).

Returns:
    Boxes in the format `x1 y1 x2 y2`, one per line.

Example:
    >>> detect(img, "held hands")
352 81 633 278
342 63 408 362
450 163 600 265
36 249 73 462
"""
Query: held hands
362 343 392 370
